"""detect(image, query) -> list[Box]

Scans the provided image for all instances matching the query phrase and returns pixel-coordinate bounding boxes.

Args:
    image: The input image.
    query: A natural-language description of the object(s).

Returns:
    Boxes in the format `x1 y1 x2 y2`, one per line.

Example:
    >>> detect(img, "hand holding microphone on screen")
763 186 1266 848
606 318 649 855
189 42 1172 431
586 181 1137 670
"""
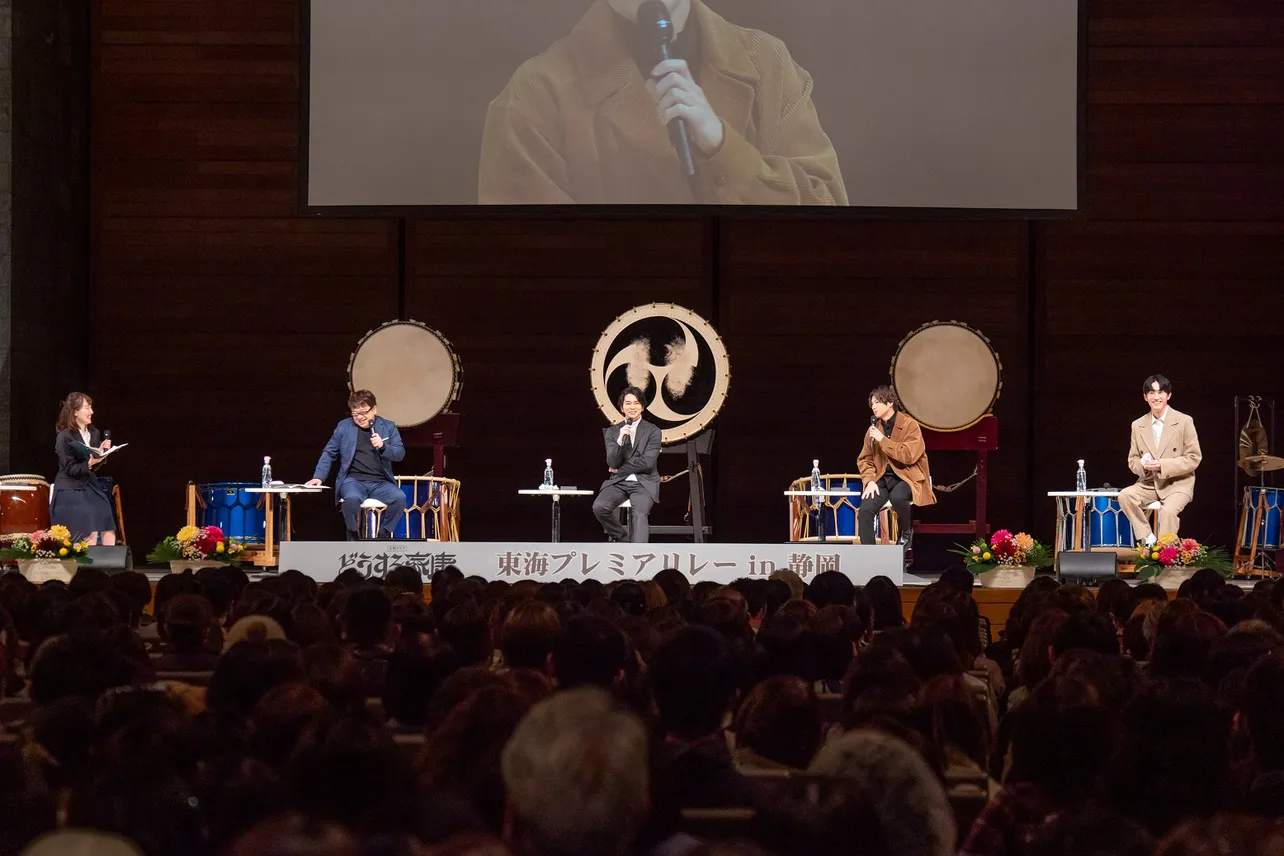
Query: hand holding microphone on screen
647 59 724 157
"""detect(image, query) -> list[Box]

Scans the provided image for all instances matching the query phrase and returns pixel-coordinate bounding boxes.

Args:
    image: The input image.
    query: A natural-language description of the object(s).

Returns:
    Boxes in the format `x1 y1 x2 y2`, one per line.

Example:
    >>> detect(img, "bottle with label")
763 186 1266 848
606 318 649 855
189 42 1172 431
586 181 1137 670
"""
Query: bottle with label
261 456 272 489
1075 459 1087 492
810 459 822 498
542 458 555 489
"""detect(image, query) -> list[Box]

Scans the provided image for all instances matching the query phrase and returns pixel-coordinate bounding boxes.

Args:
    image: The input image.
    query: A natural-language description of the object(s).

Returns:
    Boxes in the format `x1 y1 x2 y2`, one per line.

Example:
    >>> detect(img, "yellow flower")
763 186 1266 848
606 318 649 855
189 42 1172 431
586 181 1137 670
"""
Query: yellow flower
216 542 225 553
1151 551 1160 560
63 539 71 547
176 525 199 542
58 547 68 556
48 525 71 542
982 552 992 560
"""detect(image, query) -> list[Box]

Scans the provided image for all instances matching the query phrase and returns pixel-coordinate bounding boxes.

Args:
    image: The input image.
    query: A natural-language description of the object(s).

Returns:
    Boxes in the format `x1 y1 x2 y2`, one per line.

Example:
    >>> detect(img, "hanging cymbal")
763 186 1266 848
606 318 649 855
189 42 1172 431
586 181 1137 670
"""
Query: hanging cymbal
1238 454 1284 473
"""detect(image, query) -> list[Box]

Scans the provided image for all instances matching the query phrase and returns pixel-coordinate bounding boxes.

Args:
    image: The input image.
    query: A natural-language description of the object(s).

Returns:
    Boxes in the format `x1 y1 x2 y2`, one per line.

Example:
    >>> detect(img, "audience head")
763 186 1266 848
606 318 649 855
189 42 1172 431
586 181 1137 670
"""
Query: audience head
648 626 739 740
552 614 627 690
500 601 560 671
502 688 649 856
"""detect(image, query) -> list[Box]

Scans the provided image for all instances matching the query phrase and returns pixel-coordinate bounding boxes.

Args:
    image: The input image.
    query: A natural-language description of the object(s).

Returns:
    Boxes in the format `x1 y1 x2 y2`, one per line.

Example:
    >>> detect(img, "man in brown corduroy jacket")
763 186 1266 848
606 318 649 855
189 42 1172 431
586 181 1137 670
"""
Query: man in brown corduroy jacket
478 0 847 205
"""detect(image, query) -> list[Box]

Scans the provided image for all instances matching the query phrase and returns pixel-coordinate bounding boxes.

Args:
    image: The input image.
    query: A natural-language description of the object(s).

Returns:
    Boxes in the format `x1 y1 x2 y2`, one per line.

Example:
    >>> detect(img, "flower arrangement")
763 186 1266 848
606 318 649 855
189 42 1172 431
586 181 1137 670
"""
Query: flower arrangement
951 529 1053 575
1133 534 1232 582
0 526 93 564
147 525 244 565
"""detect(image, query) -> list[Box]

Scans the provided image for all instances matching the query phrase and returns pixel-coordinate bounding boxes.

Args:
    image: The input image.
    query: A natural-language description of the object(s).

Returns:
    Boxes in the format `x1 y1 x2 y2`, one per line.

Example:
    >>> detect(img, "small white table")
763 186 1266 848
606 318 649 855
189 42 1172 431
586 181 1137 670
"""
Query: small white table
783 489 863 543
1047 490 1124 553
519 488 595 543
246 485 326 567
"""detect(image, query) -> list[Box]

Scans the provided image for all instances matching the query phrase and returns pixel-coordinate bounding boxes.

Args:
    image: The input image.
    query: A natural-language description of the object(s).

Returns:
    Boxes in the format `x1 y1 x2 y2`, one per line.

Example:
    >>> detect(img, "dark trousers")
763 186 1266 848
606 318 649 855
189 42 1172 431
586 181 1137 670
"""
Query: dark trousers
593 480 654 543
858 473 913 546
339 479 406 536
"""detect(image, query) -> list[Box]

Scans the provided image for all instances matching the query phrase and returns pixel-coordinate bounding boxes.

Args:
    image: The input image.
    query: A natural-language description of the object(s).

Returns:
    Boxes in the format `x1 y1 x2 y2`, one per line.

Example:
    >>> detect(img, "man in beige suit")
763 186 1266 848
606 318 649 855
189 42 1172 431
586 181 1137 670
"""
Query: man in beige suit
1119 374 1202 545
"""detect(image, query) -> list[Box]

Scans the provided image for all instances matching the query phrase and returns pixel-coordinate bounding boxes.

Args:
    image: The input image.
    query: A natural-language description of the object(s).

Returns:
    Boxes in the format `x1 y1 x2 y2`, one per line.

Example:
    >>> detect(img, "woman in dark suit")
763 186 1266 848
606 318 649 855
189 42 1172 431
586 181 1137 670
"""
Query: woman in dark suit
51 391 116 545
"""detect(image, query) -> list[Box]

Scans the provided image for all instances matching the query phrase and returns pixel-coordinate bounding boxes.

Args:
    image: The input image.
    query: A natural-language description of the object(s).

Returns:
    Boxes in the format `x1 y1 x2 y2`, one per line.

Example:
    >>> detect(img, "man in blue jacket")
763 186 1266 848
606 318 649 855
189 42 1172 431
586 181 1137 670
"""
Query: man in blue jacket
306 389 407 539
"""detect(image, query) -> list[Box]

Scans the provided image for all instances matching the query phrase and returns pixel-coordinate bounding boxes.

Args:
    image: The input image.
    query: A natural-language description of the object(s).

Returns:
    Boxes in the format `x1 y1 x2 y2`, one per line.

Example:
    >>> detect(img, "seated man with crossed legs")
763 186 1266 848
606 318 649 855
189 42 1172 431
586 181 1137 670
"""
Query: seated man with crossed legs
856 385 935 549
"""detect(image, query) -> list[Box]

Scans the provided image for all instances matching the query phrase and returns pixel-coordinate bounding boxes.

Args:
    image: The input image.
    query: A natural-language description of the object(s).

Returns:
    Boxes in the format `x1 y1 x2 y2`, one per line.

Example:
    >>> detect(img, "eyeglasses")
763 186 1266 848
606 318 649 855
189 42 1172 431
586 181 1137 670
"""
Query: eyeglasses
351 408 373 418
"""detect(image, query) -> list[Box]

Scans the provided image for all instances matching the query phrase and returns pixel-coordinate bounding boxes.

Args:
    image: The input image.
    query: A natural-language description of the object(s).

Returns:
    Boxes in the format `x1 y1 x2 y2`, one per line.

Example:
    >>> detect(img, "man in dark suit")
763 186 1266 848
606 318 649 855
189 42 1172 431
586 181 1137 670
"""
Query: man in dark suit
305 389 407 539
593 386 661 543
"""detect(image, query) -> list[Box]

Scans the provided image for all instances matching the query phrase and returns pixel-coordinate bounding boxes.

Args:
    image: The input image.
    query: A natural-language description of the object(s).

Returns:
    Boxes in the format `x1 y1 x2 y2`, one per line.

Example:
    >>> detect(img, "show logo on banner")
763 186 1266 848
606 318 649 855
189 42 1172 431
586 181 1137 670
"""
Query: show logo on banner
276 542 905 585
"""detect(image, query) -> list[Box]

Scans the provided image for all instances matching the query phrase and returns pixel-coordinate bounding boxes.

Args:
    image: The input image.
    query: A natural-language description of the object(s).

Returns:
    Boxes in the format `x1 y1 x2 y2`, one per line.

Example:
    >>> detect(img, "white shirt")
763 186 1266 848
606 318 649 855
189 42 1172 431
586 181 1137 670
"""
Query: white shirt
617 421 640 481
79 427 91 446
1151 408 1168 450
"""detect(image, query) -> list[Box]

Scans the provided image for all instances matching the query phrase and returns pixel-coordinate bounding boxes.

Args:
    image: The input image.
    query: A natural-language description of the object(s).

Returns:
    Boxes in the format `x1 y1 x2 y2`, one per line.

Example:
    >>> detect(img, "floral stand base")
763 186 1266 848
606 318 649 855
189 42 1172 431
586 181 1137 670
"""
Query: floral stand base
16 558 78 584
1155 566 1199 591
976 564 1037 589
169 560 226 574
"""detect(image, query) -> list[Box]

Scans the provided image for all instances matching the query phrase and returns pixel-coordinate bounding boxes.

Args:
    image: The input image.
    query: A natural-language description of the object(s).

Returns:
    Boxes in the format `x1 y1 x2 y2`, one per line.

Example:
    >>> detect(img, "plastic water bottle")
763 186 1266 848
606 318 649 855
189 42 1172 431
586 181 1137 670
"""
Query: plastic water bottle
261 456 272 489
1075 459 1087 492
542 458 555 489
810 459 822 498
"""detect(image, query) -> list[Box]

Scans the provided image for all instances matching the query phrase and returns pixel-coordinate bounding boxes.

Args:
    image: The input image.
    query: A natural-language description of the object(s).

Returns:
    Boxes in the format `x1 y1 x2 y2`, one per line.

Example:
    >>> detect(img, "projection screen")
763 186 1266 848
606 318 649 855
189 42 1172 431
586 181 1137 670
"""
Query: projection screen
304 0 1082 210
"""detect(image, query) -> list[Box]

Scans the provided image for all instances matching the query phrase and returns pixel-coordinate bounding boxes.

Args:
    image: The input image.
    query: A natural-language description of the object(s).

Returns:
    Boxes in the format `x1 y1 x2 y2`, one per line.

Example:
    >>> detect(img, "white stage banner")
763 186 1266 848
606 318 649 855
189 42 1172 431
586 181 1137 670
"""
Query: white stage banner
276 541 905 586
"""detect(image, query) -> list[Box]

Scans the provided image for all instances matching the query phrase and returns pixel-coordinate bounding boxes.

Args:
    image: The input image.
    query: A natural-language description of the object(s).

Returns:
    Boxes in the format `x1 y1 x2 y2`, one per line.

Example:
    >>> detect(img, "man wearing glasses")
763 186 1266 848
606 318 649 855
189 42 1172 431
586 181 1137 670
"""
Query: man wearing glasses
306 389 406 540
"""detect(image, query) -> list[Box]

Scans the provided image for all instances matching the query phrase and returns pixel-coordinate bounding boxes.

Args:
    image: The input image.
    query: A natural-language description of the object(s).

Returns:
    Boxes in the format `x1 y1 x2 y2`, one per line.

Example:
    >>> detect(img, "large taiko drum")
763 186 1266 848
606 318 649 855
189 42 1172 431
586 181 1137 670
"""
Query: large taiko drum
890 321 1002 431
0 475 51 535
590 304 731 445
348 320 462 427
193 482 276 546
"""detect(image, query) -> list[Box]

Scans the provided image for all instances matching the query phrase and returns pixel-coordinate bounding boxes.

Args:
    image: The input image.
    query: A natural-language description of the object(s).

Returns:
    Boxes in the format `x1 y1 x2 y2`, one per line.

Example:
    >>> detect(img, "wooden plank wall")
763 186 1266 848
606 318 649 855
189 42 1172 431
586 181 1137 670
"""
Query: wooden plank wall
87 0 1284 558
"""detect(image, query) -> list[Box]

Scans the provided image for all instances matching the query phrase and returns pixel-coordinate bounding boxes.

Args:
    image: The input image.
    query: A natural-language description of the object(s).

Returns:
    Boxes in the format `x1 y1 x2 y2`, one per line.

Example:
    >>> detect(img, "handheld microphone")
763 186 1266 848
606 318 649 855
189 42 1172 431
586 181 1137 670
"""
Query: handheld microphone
103 430 111 442
637 0 697 182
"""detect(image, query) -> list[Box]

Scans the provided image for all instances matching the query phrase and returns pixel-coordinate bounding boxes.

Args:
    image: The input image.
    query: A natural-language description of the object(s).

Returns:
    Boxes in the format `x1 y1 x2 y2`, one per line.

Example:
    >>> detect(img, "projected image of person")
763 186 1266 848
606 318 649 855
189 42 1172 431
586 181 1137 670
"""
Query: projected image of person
478 0 846 205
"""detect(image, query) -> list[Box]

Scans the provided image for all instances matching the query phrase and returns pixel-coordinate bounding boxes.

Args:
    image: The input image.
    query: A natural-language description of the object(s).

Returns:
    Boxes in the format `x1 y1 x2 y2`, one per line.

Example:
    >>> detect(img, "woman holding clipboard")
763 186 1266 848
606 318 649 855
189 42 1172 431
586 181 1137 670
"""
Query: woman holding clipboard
51 392 117 545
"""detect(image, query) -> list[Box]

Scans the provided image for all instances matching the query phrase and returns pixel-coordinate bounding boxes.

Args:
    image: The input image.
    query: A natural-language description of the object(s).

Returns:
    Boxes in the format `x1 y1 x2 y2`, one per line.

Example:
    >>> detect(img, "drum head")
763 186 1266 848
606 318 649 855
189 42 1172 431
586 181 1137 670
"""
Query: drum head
348 321 462 427
891 322 1001 431
591 304 730 445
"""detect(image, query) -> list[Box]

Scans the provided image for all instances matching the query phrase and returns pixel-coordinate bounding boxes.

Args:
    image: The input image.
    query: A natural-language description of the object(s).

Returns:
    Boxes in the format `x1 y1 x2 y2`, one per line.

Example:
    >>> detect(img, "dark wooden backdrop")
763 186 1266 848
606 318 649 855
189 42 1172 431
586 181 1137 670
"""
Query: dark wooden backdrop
75 0 1284 559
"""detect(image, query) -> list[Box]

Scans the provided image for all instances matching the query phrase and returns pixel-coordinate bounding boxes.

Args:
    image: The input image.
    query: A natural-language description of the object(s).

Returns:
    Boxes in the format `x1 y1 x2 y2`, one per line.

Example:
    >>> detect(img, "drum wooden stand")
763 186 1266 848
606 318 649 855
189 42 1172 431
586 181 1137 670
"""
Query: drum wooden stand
1235 487 1282 577
915 416 998 543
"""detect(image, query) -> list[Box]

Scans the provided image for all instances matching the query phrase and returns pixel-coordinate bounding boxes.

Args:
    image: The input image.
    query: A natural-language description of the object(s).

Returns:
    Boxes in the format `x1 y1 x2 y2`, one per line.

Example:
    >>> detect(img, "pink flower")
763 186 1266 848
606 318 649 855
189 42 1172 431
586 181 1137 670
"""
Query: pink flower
1158 546 1180 566
971 546 981 555
1180 538 1199 553
991 529 1014 546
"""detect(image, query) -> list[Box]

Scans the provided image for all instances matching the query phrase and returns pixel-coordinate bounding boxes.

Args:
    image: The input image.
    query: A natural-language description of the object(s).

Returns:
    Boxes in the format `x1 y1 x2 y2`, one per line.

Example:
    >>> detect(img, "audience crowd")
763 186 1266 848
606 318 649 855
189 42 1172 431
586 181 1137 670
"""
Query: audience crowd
1 561 1283 855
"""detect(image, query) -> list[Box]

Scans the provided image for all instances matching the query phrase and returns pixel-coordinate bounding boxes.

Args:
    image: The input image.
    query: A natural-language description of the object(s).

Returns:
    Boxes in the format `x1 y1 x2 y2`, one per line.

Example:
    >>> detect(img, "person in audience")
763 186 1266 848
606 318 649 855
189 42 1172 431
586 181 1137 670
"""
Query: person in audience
1149 608 1227 681
499 601 561 671
864 575 905 632
155 594 220 672
225 814 359 856
732 675 822 772
551 614 627 690
962 674 1112 856
249 682 331 769
1050 610 1119 659
806 570 854 609
1027 809 1154 856
288 712 415 831
648 625 759 808
1241 651 1284 815
809 729 956 856
1157 813 1284 856
419 684 532 830
1101 678 1231 837
382 634 461 731
442 602 493 667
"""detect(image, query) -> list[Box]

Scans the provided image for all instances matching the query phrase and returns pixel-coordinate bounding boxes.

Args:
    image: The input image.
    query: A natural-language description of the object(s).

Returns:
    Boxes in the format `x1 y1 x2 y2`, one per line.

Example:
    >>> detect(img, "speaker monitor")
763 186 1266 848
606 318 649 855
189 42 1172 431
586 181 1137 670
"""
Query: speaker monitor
1057 550 1117 582
84 545 133 571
